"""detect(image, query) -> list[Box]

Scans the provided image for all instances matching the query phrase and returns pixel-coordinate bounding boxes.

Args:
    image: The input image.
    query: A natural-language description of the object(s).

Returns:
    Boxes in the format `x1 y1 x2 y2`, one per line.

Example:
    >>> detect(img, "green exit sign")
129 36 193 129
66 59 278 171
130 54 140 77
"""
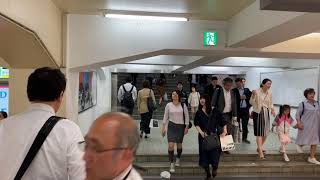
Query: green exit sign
203 32 218 46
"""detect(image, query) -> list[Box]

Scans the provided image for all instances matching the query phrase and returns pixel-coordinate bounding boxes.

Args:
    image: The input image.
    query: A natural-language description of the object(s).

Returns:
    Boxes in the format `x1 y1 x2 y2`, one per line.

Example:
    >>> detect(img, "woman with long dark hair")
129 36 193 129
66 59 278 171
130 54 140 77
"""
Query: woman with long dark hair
162 90 190 173
250 78 275 159
194 95 227 180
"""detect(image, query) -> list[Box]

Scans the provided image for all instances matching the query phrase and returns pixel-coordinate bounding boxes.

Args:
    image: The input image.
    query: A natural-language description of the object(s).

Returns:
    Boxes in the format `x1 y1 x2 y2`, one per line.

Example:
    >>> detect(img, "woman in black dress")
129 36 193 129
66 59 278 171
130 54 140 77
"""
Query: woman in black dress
194 95 228 180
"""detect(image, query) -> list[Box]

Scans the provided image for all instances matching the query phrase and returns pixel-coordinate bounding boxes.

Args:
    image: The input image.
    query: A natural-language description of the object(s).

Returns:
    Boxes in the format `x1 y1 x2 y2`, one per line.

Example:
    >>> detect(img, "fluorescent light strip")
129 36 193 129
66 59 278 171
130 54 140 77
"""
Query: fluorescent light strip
105 14 188 21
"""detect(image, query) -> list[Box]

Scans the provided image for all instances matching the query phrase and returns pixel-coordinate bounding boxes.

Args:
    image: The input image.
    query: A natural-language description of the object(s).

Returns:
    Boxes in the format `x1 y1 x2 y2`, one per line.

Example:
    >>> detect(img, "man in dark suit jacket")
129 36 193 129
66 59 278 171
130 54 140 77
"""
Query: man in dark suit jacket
232 78 252 144
204 76 222 102
212 77 238 150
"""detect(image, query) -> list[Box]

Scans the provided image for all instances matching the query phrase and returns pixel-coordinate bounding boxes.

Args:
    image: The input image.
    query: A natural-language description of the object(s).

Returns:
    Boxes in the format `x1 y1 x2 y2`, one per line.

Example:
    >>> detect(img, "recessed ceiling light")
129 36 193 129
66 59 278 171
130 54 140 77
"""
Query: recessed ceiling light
105 14 188 22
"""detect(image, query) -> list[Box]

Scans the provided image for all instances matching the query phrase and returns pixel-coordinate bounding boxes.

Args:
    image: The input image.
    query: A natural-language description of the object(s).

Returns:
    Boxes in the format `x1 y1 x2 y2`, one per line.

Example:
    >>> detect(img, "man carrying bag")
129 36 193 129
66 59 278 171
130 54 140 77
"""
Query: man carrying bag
0 67 84 180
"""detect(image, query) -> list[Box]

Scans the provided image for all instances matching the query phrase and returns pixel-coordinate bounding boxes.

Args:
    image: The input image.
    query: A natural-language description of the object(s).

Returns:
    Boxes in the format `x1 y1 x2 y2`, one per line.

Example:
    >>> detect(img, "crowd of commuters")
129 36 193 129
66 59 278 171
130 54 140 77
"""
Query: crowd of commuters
117 74 320 178
1 69 320 180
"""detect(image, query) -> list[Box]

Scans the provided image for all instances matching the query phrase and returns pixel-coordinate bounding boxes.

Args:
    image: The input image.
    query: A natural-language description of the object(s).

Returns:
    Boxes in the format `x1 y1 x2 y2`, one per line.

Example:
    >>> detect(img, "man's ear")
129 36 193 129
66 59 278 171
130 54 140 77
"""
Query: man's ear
58 91 64 103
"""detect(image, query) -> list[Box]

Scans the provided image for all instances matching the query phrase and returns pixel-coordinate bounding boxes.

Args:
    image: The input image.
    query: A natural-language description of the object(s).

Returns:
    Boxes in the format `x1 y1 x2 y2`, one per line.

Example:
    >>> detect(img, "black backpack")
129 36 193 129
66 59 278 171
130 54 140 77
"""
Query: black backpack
121 85 134 108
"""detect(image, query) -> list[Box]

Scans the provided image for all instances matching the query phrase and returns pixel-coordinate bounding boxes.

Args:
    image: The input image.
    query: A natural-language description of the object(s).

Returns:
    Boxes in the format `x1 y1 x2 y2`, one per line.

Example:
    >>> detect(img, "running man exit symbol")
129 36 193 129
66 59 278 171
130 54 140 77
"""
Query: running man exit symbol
203 32 217 46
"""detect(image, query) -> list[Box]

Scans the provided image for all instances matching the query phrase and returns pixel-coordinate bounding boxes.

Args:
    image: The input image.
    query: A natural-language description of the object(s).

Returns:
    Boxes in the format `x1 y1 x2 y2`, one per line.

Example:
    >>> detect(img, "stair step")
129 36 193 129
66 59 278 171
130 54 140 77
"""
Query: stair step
137 161 320 176
135 153 311 163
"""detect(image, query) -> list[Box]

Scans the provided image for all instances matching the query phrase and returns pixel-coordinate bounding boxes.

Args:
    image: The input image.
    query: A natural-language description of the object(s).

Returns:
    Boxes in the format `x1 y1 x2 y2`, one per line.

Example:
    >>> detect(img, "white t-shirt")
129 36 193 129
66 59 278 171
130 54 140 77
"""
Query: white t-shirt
0 103 85 180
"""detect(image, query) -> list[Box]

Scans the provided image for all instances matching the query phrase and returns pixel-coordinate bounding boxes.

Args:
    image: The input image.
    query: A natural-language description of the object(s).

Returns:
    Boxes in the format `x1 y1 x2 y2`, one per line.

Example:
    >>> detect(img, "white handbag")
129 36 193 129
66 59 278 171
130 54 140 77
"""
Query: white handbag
220 135 235 151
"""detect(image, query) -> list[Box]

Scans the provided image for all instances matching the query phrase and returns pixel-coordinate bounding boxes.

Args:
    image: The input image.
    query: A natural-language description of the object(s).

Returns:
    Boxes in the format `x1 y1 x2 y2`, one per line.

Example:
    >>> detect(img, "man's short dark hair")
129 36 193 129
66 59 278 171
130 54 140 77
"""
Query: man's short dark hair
211 76 218 81
177 81 183 85
126 76 132 83
27 67 66 102
0 111 8 118
223 77 233 85
235 78 243 83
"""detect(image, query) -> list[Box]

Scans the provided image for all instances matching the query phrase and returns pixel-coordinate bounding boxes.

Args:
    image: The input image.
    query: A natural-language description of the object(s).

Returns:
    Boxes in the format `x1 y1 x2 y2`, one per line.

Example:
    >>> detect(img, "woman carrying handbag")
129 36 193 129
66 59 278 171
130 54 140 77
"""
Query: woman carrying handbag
194 95 227 180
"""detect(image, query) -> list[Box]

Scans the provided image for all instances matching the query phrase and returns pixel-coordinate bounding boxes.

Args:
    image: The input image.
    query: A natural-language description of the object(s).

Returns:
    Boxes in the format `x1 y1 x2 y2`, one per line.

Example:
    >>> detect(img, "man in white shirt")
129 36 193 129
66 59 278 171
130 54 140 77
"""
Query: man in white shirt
0 67 85 180
83 112 142 180
212 77 237 152
117 76 137 116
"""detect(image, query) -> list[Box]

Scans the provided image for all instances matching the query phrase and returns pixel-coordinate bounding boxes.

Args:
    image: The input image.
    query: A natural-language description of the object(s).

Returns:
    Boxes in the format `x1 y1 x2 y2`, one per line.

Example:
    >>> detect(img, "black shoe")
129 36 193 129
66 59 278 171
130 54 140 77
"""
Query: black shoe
243 139 251 144
144 135 149 139
204 167 211 180
224 151 231 155
212 169 217 179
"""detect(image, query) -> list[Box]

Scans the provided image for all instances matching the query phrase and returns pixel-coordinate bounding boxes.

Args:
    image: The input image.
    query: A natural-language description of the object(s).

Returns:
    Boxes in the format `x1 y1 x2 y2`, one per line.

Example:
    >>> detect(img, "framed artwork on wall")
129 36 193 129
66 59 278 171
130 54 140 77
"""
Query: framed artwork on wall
78 71 97 113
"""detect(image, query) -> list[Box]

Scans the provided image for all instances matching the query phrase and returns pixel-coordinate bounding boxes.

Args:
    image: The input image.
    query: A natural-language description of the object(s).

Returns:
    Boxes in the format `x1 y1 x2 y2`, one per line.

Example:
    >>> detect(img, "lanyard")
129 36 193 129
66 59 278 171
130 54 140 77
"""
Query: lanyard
123 169 132 180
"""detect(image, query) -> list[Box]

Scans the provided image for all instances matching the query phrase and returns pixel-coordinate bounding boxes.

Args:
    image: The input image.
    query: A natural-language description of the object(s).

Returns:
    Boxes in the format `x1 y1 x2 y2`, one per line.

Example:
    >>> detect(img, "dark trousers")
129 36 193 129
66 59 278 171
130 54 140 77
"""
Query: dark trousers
121 105 134 116
239 108 250 140
222 113 233 136
140 112 152 134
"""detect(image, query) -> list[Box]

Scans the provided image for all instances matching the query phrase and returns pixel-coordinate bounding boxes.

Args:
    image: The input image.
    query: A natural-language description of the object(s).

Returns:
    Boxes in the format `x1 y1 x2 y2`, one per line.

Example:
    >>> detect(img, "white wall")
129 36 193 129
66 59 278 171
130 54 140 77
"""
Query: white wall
67 14 227 68
244 67 284 91
0 0 63 66
67 68 112 135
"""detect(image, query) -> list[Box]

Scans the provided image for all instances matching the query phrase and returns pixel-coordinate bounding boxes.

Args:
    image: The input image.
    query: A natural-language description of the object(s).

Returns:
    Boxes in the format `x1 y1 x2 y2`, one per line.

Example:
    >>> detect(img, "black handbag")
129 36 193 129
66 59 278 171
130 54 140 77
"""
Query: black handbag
147 89 156 112
202 89 223 151
202 133 221 151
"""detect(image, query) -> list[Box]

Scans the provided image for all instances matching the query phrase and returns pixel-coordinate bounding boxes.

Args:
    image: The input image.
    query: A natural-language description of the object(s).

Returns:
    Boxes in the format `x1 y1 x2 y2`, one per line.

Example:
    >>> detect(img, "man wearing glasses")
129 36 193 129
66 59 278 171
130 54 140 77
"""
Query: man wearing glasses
83 112 142 180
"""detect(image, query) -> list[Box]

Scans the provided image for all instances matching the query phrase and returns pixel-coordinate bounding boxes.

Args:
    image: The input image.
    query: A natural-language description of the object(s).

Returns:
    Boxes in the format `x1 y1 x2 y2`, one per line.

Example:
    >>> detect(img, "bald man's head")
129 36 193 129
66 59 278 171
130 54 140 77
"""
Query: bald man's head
84 112 140 180
91 112 140 154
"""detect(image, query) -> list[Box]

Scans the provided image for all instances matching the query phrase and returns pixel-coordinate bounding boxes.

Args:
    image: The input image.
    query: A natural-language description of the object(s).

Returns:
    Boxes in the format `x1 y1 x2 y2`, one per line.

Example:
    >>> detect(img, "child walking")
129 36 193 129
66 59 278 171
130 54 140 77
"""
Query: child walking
272 105 297 162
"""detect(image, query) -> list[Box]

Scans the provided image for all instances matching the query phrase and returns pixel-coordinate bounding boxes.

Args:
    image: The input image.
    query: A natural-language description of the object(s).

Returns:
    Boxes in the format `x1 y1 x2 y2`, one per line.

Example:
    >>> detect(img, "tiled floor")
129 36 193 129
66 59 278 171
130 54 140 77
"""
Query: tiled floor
136 120 315 155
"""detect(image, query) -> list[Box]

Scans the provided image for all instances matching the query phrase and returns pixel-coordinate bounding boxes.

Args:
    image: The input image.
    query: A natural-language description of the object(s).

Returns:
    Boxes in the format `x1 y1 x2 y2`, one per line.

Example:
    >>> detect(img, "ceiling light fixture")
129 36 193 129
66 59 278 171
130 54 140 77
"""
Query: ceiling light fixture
105 14 188 22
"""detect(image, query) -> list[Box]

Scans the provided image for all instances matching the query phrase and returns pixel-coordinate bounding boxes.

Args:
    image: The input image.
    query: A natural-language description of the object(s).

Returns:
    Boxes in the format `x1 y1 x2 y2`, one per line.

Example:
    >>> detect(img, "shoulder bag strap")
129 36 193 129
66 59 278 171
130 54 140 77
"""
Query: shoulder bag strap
122 85 127 93
129 85 134 93
300 102 305 119
181 103 185 125
14 116 62 180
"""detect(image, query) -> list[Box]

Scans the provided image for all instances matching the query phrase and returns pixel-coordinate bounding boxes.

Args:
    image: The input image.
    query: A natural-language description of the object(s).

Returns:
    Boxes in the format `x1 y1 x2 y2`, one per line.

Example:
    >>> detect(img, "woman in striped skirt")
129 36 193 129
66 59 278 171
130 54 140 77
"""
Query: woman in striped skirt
250 79 275 159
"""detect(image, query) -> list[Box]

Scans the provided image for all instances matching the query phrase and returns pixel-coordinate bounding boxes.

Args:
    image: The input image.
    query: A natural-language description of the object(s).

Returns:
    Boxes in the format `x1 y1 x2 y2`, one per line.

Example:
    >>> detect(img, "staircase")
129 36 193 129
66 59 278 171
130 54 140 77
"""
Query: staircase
115 73 192 120
135 153 320 178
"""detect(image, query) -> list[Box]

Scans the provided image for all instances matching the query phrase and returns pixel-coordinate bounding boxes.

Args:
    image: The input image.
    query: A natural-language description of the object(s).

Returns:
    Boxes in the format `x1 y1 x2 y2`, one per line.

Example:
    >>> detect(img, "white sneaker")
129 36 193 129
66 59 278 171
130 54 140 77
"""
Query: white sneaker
175 158 180 167
169 163 175 173
308 157 320 165
296 145 304 153
283 153 290 162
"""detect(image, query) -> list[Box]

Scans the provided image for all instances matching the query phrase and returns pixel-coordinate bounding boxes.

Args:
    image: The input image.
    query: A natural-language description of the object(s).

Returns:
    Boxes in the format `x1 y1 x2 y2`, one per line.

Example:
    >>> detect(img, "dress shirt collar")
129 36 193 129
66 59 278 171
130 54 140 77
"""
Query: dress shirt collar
29 103 55 115
113 164 132 180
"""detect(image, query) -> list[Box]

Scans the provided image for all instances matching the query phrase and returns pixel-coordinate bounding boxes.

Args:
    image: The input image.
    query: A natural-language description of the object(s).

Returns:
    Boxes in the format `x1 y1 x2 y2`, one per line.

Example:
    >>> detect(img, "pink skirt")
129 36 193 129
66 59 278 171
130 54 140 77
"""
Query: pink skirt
279 133 291 145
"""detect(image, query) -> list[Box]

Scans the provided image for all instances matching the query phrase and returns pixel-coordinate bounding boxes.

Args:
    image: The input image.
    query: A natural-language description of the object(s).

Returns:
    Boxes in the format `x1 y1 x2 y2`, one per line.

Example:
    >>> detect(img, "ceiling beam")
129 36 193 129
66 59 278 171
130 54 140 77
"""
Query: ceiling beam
162 48 320 59
70 50 165 72
230 13 320 48
261 0 320 12
173 56 226 73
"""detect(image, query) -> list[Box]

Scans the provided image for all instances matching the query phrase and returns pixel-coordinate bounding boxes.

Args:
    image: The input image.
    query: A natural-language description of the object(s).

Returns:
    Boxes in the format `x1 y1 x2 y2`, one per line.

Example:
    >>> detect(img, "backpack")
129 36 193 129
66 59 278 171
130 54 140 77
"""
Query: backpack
121 85 134 108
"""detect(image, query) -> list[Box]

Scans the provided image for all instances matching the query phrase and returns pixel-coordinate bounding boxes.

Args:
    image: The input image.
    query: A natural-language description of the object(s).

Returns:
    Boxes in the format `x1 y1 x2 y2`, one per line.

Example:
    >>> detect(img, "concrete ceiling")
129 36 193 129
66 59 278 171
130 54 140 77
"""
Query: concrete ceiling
0 15 58 68
52 0 255 20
